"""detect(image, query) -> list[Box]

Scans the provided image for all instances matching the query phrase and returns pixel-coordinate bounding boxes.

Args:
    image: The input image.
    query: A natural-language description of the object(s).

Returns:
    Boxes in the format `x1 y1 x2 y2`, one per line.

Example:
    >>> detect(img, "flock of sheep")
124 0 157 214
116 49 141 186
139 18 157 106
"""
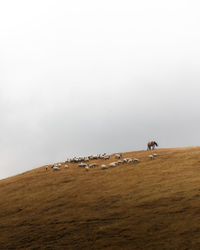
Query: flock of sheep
45 152 159 172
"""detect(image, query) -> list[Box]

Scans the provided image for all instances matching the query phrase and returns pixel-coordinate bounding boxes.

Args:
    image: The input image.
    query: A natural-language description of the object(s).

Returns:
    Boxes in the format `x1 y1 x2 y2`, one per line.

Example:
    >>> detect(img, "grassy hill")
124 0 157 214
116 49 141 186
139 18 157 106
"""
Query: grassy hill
1 147 200 249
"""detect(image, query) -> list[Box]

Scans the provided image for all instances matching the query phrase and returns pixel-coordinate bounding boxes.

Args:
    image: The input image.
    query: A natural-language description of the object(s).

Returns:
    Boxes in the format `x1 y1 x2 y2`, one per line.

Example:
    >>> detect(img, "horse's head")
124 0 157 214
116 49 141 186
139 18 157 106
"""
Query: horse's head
154 141 158 147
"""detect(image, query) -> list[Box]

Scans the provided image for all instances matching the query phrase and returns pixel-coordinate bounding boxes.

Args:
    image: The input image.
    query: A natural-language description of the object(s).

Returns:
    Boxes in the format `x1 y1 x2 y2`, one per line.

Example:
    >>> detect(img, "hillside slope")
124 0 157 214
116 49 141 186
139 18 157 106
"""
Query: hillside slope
1 147 200 249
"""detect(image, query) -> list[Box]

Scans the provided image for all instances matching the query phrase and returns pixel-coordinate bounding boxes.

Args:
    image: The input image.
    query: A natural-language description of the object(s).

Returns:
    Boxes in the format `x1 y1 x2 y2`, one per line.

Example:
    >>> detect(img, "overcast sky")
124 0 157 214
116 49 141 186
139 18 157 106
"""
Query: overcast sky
0 0 200 179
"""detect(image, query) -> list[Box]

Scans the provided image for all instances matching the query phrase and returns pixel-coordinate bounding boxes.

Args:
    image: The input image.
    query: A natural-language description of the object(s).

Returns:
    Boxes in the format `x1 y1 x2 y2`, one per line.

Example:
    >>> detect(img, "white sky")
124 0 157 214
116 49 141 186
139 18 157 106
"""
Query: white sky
1 0 200 179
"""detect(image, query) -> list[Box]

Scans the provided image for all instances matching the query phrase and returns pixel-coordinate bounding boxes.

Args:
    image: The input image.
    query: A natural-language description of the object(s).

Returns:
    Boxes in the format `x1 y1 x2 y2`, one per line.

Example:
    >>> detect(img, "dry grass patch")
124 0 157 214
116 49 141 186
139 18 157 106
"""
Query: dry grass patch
1 147 200 249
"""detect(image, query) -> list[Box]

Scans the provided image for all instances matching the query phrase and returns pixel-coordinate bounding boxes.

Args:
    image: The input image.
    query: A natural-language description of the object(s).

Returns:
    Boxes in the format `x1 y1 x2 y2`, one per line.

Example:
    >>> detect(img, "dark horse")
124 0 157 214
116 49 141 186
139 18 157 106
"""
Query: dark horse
147 141 158 150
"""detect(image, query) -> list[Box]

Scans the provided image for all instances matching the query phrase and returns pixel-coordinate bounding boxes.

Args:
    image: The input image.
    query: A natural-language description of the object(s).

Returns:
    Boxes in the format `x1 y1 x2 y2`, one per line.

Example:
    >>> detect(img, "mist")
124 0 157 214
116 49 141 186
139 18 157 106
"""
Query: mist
1 0 200 179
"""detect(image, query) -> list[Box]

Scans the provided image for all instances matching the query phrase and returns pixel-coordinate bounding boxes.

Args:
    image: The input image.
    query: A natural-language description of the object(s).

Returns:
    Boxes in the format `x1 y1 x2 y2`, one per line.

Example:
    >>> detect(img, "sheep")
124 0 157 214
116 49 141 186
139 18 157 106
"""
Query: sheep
133 158 140 163
109 162 117 167
69 157 77 163
89 163 98 168
115 153 122 159
85 166 89 171
117 160 123 164
127 158 133 163
54 163 61 167
101 164 108 170
78 162 87 168
53 166 60 171
123 158 132 163
153 153 158 157
74 158 79 163
149 155 154 160
123 158 128 163
99 153 106 159
89 155 98 160
104 155 110 160
64 165 69 169
66 152 110 163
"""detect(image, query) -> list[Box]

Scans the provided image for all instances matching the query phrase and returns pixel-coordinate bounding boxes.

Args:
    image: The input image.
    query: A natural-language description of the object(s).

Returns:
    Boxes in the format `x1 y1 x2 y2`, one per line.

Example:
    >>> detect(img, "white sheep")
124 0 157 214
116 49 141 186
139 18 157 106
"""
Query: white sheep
123 158 128 163
101 164 108 170
99 153 106 159
153 153 158 157
89 163 98 168
149 155 154 160
109 162 117 167
53 166 60 171
133 158 139 163
78 162 87 168
89 155 98 160
115 153 122 159
127 158 133 163
104 155 110 160
123 158 132 163
85 166 89 171
54 163 61 167
64 165 69 169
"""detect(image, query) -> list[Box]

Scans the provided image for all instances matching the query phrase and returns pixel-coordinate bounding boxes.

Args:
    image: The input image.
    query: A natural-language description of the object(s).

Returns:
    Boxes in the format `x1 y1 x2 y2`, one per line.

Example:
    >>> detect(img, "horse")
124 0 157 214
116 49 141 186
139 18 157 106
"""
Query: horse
147 141 158 150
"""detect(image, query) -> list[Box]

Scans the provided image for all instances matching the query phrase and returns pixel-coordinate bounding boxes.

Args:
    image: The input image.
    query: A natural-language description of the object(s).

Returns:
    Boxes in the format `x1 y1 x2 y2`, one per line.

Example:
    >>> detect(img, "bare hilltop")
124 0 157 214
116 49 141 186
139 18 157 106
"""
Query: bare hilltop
1 147 200 249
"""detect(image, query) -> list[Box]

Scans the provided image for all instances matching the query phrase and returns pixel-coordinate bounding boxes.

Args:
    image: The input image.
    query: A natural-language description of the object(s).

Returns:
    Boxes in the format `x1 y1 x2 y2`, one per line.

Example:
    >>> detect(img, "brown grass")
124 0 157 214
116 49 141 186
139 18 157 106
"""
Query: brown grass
1 147 200 249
